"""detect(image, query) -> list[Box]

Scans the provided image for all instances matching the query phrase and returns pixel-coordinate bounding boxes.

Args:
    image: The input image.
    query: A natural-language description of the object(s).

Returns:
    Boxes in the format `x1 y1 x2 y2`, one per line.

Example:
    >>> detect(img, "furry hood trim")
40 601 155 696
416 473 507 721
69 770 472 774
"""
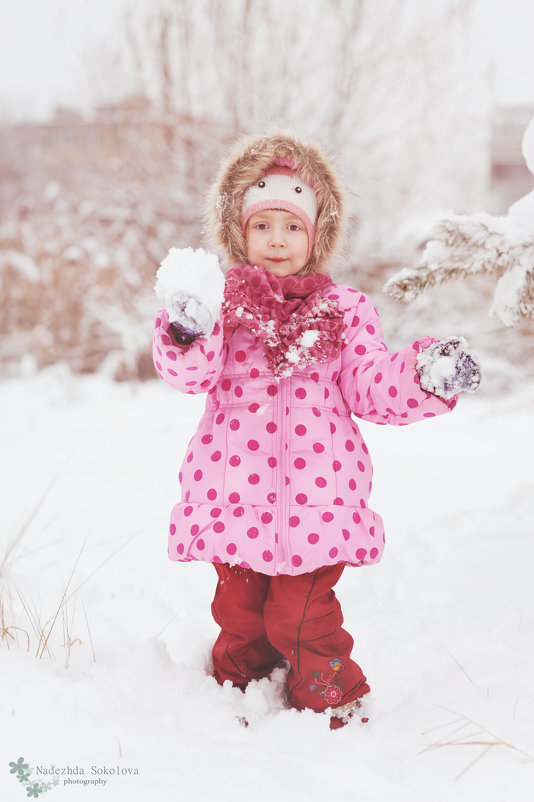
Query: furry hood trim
204 129 347 273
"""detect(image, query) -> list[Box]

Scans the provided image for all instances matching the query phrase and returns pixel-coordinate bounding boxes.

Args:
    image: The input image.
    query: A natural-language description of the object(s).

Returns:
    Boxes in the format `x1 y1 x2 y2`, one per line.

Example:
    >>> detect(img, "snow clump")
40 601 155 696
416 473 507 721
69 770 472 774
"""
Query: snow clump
155 247 225 336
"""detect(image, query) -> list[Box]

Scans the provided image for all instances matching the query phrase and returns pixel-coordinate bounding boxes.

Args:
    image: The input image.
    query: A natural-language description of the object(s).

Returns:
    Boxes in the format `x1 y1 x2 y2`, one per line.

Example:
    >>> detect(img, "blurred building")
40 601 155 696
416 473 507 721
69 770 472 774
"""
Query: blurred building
0 99 229 198
3 101 533 218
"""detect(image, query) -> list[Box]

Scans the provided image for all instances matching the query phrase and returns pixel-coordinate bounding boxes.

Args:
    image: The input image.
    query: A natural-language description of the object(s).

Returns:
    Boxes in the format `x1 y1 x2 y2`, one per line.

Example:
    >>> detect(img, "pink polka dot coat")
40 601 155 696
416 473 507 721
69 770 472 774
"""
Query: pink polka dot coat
153 284 456 576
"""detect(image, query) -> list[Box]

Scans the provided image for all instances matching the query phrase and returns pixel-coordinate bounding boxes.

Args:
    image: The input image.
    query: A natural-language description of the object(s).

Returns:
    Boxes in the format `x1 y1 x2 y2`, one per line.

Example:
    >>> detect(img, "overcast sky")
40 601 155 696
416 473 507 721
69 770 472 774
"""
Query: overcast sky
0 0 533 122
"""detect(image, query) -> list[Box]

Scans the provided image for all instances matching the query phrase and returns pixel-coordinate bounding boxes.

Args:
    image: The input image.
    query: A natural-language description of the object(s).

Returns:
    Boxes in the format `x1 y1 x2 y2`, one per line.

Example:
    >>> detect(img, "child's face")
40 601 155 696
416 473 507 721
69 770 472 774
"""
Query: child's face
246 209 309 277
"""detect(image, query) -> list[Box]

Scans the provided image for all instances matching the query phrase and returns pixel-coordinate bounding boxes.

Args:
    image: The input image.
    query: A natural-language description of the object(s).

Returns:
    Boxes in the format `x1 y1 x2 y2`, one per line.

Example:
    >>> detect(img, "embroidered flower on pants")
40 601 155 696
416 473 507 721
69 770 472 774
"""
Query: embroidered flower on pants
309 657 345 705
324 685 343 705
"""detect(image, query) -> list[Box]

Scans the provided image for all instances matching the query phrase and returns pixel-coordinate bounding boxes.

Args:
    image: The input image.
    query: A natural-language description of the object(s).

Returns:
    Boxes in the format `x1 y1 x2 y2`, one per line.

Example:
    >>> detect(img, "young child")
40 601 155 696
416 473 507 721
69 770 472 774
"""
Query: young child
153 130 480 729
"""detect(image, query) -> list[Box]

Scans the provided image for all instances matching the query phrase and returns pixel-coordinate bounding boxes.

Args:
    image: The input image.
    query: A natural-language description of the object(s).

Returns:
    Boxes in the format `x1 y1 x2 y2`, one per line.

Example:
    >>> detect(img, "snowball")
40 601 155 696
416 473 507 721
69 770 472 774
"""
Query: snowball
154 247 225 335
155 247 224 308
428 355 456 386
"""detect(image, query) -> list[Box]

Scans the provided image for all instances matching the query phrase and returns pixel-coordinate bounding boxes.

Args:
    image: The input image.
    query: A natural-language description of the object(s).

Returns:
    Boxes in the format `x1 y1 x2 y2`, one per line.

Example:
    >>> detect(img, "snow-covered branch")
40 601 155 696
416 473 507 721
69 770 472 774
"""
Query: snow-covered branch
384 118 534 328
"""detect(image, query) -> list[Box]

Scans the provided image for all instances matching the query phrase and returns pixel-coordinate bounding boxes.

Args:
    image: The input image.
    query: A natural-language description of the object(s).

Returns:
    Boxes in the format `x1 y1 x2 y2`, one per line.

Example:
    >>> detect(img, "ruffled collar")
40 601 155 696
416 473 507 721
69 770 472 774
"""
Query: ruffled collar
223 264 345 378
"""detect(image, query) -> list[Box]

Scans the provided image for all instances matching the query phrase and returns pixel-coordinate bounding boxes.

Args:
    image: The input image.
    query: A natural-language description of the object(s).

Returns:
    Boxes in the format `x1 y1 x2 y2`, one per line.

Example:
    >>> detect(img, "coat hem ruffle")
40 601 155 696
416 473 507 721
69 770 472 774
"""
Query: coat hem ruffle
167 501 385 576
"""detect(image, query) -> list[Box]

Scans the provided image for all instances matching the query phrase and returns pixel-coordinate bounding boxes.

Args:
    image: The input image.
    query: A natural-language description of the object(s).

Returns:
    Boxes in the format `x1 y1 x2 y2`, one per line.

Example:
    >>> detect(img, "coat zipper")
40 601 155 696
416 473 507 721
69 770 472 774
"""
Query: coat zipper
277 376 290 571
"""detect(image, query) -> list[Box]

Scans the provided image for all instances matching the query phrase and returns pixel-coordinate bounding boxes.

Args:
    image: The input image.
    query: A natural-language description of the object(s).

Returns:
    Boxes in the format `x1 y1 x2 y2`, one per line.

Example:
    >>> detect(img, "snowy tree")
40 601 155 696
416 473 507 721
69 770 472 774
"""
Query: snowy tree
384 117 534 327
0 134 192 380
92 0 491 278
0 0 492 380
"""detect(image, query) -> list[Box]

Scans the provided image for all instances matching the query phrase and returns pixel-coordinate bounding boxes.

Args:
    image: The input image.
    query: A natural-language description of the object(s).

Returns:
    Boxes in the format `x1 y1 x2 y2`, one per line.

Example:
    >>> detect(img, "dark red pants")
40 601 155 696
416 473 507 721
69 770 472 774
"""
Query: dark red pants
211 562 370 712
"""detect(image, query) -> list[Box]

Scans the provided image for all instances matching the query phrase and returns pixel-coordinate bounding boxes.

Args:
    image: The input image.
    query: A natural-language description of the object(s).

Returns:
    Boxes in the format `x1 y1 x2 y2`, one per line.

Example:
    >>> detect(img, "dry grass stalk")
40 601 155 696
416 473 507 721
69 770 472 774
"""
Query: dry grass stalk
421 704 534 781
2 519 142 664
37 541 86 659
82 600 96 663
62 594 82 670
0 585 30 652
0 459 69 577
14 582 53 659
65 525 145 604
6 576 86 664
154 601 190 639
448 651 474 684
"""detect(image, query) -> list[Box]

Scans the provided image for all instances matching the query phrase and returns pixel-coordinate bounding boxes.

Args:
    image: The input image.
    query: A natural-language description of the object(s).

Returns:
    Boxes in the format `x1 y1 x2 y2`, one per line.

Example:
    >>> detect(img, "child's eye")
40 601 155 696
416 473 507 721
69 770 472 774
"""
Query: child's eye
254 223 268 230
288 224 301 231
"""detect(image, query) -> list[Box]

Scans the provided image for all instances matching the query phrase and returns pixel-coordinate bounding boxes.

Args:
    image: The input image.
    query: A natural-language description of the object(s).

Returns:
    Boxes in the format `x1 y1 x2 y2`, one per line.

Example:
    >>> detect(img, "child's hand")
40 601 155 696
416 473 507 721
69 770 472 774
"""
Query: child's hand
154 247 225 340
416 337 481 400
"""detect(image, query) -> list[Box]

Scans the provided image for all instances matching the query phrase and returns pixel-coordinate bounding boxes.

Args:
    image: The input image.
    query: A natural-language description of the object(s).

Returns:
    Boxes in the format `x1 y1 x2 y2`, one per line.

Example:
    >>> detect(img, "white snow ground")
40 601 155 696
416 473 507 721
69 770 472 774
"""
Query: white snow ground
1 366 533 801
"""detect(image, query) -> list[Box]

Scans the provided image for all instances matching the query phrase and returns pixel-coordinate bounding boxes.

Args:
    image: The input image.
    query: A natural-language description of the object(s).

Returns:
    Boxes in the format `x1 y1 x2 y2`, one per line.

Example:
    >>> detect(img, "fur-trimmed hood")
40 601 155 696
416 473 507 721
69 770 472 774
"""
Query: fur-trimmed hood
204 129 347 273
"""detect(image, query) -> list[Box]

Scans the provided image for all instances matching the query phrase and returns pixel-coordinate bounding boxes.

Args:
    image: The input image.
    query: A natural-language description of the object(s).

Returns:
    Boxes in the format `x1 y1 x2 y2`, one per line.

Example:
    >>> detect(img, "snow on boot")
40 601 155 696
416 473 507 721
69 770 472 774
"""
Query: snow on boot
329 698 369 730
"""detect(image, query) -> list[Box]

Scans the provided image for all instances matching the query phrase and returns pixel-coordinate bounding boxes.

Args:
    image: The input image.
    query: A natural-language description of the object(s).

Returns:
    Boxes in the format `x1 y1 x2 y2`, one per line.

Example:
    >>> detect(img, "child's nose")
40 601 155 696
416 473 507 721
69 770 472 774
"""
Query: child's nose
269 228 286 246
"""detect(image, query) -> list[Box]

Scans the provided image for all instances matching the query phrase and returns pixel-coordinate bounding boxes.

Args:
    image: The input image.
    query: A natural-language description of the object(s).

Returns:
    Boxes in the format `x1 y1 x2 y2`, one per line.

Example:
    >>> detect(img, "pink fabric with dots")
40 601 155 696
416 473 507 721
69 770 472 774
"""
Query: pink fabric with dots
153 281 457 576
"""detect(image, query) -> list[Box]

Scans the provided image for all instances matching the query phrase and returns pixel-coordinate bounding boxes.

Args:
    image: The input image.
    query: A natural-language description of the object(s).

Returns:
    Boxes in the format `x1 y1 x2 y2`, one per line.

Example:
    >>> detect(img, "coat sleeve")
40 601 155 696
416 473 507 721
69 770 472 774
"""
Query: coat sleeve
337 292 457 425
152 308 226 394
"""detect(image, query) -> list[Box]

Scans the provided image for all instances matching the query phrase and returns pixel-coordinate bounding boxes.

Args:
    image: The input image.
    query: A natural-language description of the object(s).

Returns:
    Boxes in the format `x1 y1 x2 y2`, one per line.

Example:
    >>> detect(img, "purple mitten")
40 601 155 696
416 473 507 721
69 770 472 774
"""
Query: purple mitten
416 337 481 399
169 320 202 346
